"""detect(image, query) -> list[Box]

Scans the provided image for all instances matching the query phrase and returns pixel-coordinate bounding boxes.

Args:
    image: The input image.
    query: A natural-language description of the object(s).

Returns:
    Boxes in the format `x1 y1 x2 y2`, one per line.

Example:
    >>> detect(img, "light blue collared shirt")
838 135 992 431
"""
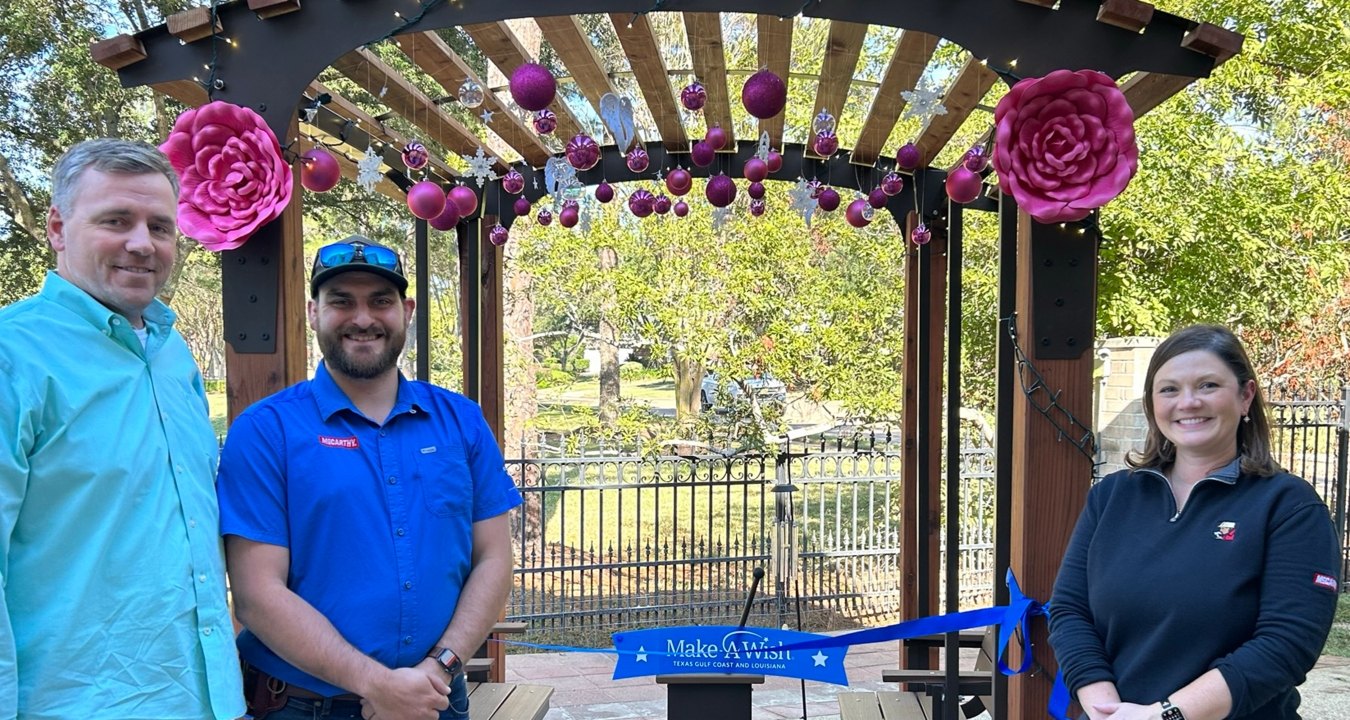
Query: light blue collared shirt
0 272 244 720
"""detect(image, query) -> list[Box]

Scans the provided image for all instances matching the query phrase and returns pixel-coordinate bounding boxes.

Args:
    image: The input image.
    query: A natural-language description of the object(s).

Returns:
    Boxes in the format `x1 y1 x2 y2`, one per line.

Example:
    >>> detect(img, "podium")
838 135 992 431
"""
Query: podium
657 673 765 720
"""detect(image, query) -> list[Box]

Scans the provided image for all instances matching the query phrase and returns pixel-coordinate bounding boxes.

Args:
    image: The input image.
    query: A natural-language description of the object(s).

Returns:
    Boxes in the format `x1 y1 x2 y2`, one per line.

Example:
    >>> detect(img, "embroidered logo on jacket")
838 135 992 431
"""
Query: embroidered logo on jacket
1313 573 1338 591
318 435 360 449
1213 522 1236 541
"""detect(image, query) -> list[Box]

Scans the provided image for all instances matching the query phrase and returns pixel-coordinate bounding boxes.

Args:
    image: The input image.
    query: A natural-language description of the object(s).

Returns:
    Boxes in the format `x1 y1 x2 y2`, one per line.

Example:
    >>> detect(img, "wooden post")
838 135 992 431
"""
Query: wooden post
1007 212 1098 718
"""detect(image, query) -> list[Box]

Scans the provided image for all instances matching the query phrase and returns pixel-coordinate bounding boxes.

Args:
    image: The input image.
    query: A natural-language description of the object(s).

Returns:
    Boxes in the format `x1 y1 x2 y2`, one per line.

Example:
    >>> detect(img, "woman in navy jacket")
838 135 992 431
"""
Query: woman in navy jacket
1049 325 1341 720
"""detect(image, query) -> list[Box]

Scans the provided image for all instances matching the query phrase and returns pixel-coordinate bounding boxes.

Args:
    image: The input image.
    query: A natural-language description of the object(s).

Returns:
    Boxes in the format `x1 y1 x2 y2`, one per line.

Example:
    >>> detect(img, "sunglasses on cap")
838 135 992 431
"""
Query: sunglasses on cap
313 241 403 274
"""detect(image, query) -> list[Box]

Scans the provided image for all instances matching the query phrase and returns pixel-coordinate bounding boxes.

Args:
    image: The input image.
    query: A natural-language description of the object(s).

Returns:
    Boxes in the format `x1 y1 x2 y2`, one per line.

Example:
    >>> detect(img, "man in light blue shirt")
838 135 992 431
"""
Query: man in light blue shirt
0 138 245 719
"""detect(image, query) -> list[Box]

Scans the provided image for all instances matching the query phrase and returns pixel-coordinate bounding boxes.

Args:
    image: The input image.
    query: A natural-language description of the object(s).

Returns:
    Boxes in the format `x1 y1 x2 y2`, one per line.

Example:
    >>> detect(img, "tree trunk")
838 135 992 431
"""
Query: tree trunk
502 235 543 544
673 353 704 422
596 246 620 425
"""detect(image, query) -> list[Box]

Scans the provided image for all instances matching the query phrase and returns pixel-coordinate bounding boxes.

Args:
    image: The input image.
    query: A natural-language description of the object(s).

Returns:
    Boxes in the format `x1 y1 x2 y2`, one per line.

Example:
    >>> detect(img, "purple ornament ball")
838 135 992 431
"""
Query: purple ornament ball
449 185 479 216
510 63 557 112
765 149 783 173
673 200 690 217
845 198 872 228
537 208 553 226
741 69 787 120
868 187 888 210
749 198 767 217
653 195 672 215
626 147 650 173
407 180 447 220
963 145 989 173
946 165 982 204
813 130 839 158
513 196 532 216
881 172 905 196
895 142 922 171
566 134 601 171
747 181 766 200
705 126 728 151
502 169 526 195
681 81 707 112
559 206 580 228
429 194 462 231
705 174 737 208
488 223 510 246
691 141 715 168
666 168 693 196
595 182 615 203
816 187 840 212
743 157 768 184
401 141 429 171
533 109 558 135
628 189 656 218
300 148 340 193
911 223 932 246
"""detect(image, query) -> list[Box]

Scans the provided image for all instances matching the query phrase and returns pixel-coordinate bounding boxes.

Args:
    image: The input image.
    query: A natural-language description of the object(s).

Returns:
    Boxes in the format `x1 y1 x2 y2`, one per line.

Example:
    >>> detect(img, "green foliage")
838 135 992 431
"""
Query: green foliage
536 367 575 389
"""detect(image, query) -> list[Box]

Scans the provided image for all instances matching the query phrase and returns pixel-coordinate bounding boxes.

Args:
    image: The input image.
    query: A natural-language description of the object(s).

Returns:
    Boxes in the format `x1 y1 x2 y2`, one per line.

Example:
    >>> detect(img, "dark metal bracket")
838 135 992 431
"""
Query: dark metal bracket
1030 218 1099 359
222 232 281 354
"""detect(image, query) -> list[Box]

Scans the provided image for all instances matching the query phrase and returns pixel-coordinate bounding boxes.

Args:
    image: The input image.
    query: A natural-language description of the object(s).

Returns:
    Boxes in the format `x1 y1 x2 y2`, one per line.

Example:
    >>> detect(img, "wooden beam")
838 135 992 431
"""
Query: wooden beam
402 32 552 168
1095 0 1154 33
331 48 509 173
90 34 146 71
913 57 998 168
167 6 222 44
1119 72 1195 117
755 14 793 148
851 30 939 166
536 15 644 147
309 80 458 181
245 0 300 20
683 12 735 149
152 80 209 108
806 20 867 159
610 14 687 151
462 21 587 142
1181 21 1244 62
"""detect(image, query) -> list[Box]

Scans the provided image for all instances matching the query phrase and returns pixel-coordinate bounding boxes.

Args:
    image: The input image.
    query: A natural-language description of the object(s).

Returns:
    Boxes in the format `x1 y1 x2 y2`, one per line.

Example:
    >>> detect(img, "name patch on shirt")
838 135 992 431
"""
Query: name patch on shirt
1313 573 1338 591
319 435 361 449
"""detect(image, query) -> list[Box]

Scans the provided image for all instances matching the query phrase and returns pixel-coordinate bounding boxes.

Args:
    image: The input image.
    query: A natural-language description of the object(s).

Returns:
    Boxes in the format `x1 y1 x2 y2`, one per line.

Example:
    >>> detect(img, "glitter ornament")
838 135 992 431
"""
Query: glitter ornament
912 223 932 245
559 202 580 228
705 125 728 151
509 63 557 112
690 141 715 168
812 109 836 136
741 69 787 120
625 147 650 173
449 185 479 216
401 142 429 171
513 196 531 216
673 200 690 217
457 80 484 109
429 195 462 231
537 207 553 226
846 198 872 228
868 187 888 209
665 168 692 196
705 174 737 208
895 142 922 171
743 157 768 184
565 134 601 171
407 180 446 220
653 195 672 215
595 182 615 203
881 172 905 196
300 147 340 193
488 223 510 246
816 187 840 212
807 179 825 199
532 109 558 135
946 165 982 204
749 198 767 217
628 189 656 217
501 169 526 195
747 181 766 200
813 130 839 157
681 81 707 112
964 145 990 173
765 149 783 173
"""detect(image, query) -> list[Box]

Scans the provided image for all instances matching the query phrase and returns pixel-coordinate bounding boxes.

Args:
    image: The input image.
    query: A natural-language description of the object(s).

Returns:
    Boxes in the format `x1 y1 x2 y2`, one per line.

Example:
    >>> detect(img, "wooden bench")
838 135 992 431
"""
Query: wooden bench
838 690 928 720
842 628 997 720
463 621 552 720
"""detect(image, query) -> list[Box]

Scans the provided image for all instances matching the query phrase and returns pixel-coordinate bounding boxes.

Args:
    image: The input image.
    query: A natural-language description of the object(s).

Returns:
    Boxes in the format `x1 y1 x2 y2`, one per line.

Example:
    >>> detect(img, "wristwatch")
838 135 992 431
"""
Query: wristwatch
428 646 465 678
1160 699 1185 720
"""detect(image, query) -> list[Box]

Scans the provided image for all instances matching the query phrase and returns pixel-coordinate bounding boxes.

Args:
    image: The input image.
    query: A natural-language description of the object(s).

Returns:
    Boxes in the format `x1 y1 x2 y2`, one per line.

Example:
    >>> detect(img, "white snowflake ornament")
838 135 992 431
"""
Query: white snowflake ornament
789 178 818 228
461 146 500 188
901 82 948 124
356 145 383 192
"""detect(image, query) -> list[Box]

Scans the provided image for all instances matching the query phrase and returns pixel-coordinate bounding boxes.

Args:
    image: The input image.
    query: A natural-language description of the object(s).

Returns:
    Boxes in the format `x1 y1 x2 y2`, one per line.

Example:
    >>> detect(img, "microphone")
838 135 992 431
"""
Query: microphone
737 567 765 629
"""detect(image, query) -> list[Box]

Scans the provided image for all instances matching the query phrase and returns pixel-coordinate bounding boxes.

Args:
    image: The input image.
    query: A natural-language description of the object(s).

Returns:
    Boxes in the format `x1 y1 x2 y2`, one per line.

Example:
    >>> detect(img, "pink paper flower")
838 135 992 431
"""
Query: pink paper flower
992 69 1137 224
160 101 293 251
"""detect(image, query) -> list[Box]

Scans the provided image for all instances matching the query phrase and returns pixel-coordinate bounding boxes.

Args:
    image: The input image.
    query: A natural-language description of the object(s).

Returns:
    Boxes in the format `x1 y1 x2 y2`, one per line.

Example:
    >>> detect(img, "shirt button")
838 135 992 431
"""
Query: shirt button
388 476 397 485
198 573 207 582
203 627 213 636
403 635 413 645
380 430 387 438
176 465 184 473
396 528 406 537
404 581 412 590
189 519 197 528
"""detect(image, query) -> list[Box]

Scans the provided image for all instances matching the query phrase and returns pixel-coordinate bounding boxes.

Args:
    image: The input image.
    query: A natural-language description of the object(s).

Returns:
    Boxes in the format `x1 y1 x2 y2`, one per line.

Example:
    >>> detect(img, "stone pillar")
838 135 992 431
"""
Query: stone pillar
1094 336 1161 475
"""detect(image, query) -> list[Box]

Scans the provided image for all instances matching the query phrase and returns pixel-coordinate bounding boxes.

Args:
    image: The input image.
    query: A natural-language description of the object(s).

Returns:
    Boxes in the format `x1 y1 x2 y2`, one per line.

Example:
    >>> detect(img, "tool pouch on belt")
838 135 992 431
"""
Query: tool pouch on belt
242 663 290 720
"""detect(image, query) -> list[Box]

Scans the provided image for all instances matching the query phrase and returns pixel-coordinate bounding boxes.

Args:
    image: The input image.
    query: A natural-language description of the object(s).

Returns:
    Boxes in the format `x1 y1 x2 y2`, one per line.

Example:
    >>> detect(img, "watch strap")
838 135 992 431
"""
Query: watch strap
1160 699 1185 720
428 646 465 677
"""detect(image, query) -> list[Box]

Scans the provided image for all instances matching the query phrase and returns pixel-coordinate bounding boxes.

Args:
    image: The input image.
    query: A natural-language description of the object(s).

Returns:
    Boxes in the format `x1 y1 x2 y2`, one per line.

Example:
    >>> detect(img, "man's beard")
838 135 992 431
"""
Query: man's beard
318 322 405 379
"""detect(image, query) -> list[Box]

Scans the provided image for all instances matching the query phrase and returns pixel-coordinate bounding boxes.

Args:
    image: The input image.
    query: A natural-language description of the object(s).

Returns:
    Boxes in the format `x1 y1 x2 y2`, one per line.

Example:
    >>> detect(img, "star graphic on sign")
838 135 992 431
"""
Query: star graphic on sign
812 651 828 667
479 108 495 124
635 646 649 663
356 145 383 192
460 146 500 188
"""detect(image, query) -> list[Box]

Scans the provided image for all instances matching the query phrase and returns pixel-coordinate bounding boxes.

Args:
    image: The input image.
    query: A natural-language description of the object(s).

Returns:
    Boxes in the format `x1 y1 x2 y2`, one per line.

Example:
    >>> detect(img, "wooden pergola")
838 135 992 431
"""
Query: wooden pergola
94 2 1241 717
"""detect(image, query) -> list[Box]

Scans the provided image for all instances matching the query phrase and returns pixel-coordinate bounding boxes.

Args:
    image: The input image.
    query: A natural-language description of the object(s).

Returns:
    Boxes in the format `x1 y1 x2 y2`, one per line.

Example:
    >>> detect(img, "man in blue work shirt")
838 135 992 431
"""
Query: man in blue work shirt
217 237 522 720
0 138 245 719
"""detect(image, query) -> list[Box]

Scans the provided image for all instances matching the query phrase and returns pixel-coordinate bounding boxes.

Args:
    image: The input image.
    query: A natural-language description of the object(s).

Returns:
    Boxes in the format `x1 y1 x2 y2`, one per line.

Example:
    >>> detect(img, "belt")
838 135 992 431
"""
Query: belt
285 684 362 702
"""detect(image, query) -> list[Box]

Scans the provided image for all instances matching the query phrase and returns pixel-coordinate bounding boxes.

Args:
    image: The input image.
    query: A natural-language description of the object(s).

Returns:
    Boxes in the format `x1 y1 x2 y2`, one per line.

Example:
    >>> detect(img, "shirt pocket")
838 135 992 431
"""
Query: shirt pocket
416 450 472 518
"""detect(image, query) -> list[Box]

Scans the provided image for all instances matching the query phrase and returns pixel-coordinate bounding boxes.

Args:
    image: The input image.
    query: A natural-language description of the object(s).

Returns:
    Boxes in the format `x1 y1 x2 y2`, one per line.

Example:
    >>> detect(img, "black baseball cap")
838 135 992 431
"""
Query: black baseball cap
310 235 409 297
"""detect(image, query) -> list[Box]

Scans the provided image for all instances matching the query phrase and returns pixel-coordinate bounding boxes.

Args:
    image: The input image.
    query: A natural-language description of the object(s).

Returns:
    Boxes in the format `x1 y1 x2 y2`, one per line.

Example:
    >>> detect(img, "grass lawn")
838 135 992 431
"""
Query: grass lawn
1326 592 1350 658
207 391 227 438
537 376 675 407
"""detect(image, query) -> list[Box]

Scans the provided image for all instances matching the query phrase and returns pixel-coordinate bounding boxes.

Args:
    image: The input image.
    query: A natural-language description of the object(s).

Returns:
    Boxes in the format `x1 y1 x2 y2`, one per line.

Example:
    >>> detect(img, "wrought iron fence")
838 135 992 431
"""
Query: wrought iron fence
504 426 997 648
1266 385 1349 578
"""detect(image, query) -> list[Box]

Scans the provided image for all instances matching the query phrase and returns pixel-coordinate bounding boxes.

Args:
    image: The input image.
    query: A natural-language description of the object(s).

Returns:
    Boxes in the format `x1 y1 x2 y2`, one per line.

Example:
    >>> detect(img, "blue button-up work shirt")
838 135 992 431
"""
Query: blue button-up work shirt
217 362 523 696
0 272 244 720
